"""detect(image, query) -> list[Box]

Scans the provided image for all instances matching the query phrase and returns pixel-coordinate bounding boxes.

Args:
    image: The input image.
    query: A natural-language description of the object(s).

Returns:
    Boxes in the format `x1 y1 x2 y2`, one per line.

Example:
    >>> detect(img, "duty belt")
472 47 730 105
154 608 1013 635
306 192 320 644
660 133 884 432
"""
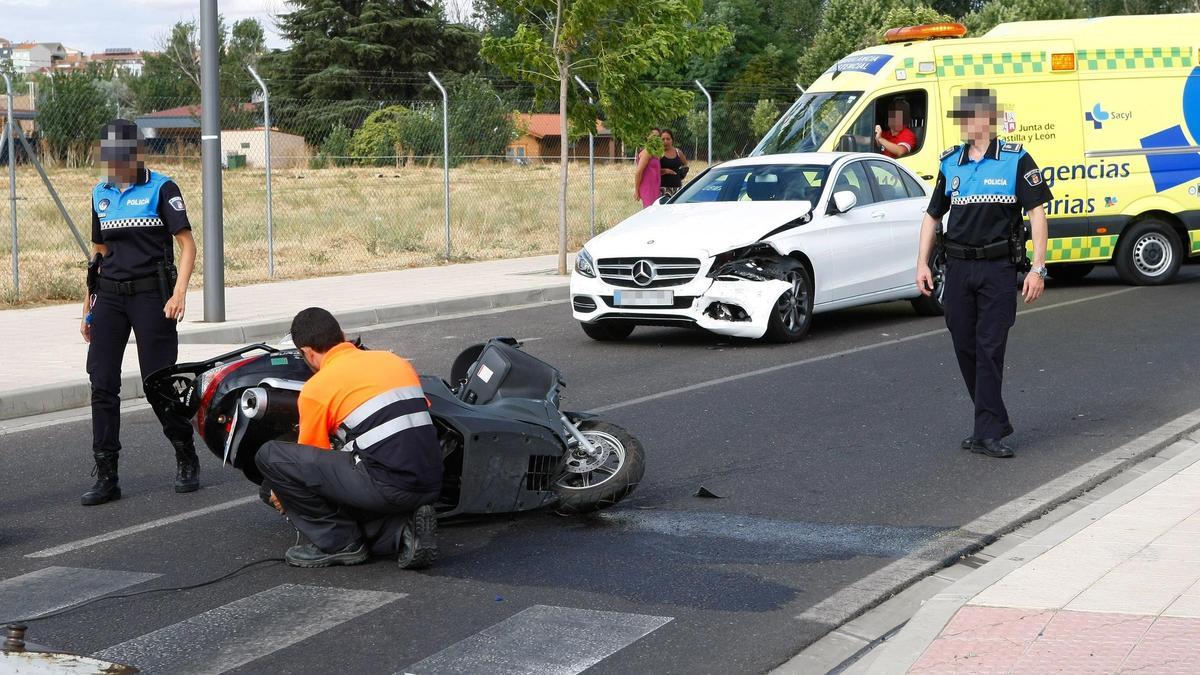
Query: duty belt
97 276 160 295
943 240 1011 261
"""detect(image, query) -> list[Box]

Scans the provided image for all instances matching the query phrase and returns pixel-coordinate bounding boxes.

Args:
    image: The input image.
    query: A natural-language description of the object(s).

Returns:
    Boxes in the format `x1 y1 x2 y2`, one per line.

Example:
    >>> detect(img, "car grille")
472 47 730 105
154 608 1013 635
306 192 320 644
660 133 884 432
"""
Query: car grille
597 257 702 288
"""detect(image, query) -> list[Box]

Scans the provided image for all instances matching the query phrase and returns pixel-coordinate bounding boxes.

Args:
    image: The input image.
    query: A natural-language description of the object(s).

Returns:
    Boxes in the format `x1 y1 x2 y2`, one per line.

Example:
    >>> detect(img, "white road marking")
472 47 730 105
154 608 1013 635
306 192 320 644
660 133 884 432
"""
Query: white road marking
95 583 403 674
593 287 1137 413
403 605 672 675
25 496 259 558
0 566 160 622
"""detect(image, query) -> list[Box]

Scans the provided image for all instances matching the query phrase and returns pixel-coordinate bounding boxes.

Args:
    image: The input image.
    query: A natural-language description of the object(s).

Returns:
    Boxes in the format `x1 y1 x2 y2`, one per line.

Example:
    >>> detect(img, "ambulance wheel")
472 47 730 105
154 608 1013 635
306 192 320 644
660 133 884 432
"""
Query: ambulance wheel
1046 263 1094 283
581 320 635 341
1115 219 1182 286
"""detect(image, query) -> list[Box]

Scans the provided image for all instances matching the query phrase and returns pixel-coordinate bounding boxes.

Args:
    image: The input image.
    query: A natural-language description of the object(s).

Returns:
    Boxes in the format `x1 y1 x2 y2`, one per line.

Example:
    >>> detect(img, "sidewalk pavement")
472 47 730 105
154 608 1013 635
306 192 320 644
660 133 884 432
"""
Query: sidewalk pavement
860 434 1200 674
0 254 571 421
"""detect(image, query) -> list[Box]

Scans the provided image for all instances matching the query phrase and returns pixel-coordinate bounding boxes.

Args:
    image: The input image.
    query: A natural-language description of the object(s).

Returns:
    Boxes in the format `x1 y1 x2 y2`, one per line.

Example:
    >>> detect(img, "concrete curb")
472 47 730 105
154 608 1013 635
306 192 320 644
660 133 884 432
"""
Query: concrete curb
0 286 569 422
772 407 1200 675
859 417 1200 674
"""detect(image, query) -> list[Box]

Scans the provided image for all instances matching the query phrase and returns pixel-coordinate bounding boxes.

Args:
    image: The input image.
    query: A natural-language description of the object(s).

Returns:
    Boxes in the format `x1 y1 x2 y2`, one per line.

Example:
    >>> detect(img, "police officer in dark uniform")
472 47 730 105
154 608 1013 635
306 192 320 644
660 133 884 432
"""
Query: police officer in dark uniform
916 89 1051 459
80 119 199 505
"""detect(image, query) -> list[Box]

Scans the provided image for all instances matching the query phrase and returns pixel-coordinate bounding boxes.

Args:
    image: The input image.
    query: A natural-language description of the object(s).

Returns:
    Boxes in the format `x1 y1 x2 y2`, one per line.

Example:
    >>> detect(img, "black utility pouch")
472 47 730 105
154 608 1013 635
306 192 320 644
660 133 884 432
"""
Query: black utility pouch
157 244 178 305
86 253 102 294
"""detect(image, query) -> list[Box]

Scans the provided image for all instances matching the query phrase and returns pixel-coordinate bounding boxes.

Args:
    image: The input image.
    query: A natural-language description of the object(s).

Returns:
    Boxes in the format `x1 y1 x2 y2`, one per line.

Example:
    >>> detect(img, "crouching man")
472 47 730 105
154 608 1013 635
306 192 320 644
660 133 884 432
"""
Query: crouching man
257 307 442 569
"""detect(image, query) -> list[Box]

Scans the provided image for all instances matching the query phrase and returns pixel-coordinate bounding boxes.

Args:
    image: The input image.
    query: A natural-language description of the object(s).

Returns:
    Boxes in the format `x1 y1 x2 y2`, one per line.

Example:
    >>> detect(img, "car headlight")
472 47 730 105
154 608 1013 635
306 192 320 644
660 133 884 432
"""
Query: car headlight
575 249 597 278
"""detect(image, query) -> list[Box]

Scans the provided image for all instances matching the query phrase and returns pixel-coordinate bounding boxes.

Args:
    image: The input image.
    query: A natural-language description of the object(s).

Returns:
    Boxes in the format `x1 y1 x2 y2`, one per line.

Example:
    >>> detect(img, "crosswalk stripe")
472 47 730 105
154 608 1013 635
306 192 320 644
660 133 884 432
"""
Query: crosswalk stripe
402 605 673 675
94 583 403 674
0 566 160 623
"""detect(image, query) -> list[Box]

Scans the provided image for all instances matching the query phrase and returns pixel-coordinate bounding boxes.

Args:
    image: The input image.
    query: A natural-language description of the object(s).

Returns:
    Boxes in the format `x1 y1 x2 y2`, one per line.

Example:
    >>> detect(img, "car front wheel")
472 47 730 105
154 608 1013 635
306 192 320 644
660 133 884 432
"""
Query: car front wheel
765 268 814 342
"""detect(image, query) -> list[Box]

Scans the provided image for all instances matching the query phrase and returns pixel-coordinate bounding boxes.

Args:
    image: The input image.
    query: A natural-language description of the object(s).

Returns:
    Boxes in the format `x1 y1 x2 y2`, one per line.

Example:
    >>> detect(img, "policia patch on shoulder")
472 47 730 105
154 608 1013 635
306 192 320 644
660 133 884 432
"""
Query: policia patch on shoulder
940 145 960 160
1001 141 1023 153
1024 168 1043 187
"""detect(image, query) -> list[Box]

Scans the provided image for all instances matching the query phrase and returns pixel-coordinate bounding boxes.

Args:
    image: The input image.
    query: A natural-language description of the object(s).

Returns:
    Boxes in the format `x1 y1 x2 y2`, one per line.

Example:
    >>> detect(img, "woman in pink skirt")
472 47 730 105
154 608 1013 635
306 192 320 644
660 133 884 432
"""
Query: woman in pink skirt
634 128 662 208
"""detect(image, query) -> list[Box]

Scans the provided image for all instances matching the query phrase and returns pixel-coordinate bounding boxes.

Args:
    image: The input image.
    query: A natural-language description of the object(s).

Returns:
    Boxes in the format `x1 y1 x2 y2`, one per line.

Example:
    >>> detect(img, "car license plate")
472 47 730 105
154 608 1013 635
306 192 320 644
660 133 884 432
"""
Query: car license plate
614 290 674 307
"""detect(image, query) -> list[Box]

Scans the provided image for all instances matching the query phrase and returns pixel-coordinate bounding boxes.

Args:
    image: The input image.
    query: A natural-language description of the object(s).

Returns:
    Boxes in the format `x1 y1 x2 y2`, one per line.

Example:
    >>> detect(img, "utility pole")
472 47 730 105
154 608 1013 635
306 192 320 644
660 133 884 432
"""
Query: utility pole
573 76 596 238
695 81 712 165
200 0 225 321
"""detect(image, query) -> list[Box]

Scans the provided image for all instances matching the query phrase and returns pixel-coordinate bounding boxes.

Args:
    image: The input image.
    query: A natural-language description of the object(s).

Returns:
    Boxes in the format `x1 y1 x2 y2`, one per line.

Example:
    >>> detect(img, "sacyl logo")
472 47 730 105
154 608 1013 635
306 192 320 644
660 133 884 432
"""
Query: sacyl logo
1086 104 1132 130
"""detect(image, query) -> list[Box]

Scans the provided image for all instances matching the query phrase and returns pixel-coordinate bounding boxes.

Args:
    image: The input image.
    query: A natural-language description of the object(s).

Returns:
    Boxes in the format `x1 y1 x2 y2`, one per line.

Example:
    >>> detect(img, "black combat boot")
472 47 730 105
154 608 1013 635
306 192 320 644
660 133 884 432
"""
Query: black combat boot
81 452 121 506
173 439 200 493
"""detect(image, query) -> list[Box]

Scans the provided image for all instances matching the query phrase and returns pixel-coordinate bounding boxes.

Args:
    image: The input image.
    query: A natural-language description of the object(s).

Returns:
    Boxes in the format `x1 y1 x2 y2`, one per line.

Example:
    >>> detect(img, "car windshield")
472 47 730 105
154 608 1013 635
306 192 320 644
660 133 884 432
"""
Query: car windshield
751 91 863 155
672 164 828 204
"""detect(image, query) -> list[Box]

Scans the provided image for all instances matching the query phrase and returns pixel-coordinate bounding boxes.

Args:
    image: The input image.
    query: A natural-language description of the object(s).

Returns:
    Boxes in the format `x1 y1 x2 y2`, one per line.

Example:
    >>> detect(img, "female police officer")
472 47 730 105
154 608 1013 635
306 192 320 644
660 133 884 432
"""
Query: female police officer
79 119 199 505
915 90 1050 459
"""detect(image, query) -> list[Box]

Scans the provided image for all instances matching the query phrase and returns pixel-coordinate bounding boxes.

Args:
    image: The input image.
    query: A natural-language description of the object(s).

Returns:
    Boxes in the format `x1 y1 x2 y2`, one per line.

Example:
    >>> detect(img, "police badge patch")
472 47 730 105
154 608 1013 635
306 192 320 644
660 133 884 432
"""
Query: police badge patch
98 198 110 211
1023 169 1043 187
951 176 961 191
169 196 186 211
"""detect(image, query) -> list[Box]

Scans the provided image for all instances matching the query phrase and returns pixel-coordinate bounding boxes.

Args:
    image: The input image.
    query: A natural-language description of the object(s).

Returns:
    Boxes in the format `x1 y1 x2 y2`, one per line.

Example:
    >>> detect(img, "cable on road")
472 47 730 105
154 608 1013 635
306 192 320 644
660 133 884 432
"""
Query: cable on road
1 557 285 626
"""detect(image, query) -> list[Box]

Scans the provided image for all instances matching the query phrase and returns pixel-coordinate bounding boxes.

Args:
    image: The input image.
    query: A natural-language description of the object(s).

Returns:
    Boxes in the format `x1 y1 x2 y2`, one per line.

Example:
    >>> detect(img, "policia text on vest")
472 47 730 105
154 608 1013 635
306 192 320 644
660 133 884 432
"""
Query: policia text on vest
79 119 199 507
916 90 1051 460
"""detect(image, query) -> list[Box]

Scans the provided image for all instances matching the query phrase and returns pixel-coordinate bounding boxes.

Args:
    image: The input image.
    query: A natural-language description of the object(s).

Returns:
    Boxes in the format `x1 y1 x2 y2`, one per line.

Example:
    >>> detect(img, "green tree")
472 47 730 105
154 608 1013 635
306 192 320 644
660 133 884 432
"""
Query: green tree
481 0 731 273
37 69 114 166
963 0 1084 35
685 109 708 159
750 98 779 138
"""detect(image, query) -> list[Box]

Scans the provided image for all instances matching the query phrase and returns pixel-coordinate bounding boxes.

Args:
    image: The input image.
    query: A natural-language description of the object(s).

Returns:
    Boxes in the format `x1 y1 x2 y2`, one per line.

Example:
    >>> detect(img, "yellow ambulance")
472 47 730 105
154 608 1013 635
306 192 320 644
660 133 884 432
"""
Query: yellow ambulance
752 13 1200 285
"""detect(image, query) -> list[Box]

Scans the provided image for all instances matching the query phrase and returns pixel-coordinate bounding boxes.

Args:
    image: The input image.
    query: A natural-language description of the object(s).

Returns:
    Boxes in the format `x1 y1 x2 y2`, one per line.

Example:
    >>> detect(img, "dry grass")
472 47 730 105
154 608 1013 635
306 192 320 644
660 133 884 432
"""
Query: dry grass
0 159 687 307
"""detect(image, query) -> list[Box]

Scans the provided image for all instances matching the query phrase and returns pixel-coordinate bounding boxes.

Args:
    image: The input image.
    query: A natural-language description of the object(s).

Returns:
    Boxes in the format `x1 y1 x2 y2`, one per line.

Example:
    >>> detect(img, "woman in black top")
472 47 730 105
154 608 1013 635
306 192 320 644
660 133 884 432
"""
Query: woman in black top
659 129 689 197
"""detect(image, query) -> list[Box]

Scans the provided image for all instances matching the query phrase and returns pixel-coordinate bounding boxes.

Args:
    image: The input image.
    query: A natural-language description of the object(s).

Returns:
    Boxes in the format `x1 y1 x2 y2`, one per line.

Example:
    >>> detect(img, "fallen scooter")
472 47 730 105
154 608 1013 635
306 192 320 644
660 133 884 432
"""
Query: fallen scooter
144 337 644 517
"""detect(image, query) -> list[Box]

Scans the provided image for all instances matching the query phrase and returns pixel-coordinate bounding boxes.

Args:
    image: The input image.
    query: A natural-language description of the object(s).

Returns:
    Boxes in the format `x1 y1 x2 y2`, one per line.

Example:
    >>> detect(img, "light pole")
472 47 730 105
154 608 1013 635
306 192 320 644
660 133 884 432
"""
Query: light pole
200 0 225 321
247 65 273 277
428 72 450 259
3 73 17 298
694 80 712 165
573 75 596 238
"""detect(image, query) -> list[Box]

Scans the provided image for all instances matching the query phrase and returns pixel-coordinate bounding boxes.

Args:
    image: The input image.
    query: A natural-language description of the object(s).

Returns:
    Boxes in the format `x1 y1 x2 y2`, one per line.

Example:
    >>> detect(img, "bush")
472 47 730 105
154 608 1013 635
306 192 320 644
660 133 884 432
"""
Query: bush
321 122 352 167
348 105 439 166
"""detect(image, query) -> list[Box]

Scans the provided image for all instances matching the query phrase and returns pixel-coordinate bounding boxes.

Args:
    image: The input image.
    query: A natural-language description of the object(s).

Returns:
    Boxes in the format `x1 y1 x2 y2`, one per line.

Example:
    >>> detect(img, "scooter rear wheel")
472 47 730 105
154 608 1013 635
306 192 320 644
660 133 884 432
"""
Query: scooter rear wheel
554 420 645 514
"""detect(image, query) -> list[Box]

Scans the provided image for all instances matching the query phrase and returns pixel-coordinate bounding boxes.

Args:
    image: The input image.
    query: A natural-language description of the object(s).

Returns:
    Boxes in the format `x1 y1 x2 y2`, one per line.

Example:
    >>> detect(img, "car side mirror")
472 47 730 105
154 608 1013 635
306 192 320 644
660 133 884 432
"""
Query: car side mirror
832 190 857 214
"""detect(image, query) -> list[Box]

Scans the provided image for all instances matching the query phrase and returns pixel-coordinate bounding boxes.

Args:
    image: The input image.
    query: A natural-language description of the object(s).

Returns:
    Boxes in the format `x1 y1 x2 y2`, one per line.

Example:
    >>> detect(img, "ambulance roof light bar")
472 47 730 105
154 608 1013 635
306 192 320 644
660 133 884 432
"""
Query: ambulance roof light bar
883 22 968 43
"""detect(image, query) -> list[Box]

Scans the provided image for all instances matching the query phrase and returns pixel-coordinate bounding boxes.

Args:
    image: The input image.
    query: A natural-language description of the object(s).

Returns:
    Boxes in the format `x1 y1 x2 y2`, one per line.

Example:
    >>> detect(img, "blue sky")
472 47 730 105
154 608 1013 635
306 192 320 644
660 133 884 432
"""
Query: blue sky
1 0 287 54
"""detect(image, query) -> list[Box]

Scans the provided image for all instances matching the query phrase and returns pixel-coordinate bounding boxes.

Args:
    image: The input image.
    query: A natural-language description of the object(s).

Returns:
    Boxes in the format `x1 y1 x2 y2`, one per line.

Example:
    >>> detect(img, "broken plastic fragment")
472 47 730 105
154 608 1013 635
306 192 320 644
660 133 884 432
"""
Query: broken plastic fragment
694 486 722 499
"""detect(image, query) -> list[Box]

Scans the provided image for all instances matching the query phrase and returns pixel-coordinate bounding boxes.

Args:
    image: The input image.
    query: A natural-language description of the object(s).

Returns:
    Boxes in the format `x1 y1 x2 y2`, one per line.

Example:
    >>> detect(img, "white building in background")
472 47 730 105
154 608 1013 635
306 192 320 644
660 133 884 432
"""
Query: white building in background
90 48 146 76
0 38 12 64
10 42 66 72
220 128 313 169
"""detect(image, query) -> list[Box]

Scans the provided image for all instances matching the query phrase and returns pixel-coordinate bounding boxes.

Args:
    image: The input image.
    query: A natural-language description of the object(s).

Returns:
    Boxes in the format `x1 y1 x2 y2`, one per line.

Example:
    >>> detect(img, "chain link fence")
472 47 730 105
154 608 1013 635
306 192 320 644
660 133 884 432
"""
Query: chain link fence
1 82 771 307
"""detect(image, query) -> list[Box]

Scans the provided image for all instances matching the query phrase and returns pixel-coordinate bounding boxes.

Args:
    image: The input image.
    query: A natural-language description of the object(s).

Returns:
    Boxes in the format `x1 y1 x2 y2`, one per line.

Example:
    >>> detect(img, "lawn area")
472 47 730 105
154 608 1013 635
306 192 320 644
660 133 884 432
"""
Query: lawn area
0 159 673 307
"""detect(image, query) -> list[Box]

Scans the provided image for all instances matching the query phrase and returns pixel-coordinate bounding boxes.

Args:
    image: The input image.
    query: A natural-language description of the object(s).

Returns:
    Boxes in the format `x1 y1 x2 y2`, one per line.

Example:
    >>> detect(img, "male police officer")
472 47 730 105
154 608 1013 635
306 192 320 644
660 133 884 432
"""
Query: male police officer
256 308 442 569
80 119 198 505
915 89 1051 459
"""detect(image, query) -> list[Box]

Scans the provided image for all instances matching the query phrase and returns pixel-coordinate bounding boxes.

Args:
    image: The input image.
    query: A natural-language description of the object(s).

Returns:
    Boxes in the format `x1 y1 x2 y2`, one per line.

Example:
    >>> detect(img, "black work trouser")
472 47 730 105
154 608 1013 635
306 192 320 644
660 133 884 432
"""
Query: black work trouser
942 257 1018 440
87 288 192 455
256 441 439 554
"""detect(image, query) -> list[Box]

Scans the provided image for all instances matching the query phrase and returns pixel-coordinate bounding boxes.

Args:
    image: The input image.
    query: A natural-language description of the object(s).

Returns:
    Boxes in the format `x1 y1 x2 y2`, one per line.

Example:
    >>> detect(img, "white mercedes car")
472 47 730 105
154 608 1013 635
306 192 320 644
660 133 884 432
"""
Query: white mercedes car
571 153 945 342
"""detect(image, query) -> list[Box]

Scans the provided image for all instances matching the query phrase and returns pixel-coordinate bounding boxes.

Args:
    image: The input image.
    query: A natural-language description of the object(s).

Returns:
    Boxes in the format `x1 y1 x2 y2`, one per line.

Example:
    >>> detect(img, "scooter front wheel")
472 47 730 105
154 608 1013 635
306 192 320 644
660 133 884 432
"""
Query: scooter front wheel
554 420 645 514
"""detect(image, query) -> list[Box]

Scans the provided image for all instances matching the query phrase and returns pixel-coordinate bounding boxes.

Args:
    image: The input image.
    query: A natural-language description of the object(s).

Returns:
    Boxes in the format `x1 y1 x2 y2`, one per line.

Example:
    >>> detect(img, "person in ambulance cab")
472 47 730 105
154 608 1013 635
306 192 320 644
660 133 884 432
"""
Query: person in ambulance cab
875 99 918 158
256 308 442 569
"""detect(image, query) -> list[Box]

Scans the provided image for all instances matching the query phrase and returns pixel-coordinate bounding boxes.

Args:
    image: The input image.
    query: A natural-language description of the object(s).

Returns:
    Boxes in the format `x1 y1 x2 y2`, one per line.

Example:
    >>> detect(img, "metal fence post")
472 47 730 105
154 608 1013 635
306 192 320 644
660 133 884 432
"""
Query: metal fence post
574 76 596 238
200 0 225 321
3 73 17 299
428 72 450 259
695 80 712 165
247 65 274 278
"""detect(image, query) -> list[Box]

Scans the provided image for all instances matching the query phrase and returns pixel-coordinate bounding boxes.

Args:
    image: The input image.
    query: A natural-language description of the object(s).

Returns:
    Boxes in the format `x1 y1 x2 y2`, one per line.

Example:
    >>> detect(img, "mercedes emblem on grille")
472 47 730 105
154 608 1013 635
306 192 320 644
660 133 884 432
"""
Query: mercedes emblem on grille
632 260 655 287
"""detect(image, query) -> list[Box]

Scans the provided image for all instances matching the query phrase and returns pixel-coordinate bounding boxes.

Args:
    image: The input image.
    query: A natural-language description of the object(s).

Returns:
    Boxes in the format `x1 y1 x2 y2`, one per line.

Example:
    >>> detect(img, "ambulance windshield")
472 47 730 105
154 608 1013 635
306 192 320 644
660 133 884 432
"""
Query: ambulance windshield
752 92 862 155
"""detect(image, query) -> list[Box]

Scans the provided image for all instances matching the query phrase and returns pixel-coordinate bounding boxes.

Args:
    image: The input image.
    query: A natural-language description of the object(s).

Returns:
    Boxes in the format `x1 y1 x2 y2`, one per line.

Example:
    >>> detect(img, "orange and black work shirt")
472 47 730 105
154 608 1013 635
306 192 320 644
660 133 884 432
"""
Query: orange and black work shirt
298 342 442 493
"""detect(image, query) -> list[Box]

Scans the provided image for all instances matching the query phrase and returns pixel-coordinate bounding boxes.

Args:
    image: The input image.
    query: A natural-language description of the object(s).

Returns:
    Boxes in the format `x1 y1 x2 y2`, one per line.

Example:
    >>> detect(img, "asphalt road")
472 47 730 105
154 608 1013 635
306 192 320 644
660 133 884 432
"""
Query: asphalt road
2 265 1198 674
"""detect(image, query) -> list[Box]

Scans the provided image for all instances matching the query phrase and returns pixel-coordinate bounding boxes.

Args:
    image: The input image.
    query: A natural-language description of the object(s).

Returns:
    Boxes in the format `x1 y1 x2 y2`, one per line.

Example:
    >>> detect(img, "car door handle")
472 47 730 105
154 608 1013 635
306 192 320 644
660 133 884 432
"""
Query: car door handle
870 211 886 220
